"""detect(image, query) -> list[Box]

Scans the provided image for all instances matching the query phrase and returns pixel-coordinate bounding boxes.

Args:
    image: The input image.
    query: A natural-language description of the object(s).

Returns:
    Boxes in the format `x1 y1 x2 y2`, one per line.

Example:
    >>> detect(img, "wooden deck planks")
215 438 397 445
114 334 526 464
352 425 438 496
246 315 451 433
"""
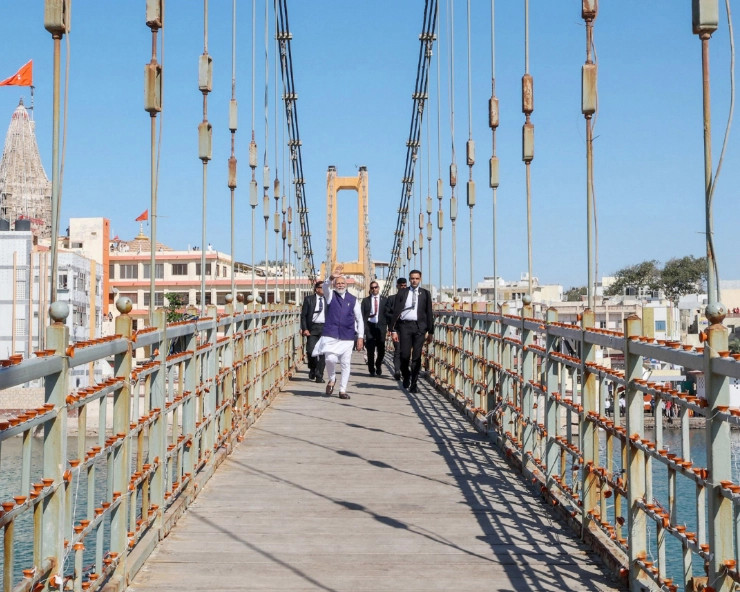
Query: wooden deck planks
128 353 624 591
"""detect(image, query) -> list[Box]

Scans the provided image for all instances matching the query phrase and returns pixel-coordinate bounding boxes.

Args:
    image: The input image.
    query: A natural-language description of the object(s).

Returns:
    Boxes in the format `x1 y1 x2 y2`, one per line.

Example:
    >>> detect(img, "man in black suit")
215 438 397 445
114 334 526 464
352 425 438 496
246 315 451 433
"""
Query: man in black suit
300 281 326 383
385 277 407 380
389 269 434 393
361 280 388 376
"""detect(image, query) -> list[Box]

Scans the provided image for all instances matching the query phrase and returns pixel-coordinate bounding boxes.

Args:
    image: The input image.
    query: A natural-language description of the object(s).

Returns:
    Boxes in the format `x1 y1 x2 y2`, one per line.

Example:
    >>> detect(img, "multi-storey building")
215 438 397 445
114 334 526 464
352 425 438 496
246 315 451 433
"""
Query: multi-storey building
108 231 312 325
0 228 103 388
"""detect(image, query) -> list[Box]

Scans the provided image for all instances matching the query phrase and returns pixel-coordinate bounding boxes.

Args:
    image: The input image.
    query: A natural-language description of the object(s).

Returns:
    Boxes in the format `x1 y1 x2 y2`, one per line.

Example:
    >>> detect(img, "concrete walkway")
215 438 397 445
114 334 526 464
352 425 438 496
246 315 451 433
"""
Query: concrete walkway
129 353 624 591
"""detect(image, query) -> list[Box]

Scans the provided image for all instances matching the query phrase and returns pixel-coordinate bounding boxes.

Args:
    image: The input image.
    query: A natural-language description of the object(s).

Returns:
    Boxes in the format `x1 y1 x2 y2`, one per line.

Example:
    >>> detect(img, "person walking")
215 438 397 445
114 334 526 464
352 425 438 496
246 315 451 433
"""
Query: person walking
300 281 326 383
312 267 364 399
361 280 388 376
385 277 407 380
390 269 434 393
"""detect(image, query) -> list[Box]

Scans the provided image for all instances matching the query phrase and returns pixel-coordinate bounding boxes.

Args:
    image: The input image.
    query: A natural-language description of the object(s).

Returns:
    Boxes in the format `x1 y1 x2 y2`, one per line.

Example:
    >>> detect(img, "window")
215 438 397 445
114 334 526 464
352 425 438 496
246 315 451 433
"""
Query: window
143 292 165 307
71 242 83 249
195 263 212 276
58 273 68 289
109 264 115 279
171 263 188 276
119 292 137 305
15 319 27 337
120 264 138 279
655 320 667 332
73 307 86 327
16 279 27 299
75 272 86 292
143 263 164 279
195 292 212 305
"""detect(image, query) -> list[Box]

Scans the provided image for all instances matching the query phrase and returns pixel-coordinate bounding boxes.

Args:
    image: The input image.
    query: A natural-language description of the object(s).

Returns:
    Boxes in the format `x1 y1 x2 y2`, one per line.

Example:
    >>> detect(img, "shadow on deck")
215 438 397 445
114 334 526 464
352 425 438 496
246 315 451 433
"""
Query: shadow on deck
128 352 625 591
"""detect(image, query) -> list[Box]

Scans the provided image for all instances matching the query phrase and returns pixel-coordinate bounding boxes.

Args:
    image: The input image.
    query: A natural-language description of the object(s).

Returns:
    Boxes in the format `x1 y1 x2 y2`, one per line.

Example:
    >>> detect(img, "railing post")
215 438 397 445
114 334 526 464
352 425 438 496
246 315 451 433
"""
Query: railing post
182 314 198 478
580 308 598 523
624 313 647 590
500 304 512 442
42 302 70 588
111 298 133 578
705 308 733 591
521 298 534 469
223 298 235 434
545 307 558 487
149 309 167 520
206 304 218 461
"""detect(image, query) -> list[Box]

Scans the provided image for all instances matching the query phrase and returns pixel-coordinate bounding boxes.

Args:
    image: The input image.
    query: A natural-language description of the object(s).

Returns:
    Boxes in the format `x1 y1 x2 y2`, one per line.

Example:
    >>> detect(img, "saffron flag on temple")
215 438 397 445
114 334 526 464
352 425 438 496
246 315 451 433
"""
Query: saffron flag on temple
0 61 33 87
135 210 148 222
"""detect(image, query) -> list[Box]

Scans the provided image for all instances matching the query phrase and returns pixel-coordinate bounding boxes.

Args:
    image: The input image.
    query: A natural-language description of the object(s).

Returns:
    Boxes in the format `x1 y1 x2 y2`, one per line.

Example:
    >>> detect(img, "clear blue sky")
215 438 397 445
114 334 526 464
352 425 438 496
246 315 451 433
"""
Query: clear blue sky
0 1 737 290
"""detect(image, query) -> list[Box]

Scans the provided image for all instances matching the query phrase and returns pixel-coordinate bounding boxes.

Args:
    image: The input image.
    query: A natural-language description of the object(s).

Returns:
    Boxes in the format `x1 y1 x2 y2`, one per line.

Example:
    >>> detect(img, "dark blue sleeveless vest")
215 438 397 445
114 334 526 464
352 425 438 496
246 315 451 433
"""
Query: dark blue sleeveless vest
322 291 357 340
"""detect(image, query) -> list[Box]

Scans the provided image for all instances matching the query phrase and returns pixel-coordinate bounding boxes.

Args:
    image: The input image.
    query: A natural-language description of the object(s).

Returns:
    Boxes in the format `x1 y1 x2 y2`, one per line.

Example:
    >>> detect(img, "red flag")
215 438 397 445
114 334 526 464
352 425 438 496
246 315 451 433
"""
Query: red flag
0 61 33 87
135 210 148 222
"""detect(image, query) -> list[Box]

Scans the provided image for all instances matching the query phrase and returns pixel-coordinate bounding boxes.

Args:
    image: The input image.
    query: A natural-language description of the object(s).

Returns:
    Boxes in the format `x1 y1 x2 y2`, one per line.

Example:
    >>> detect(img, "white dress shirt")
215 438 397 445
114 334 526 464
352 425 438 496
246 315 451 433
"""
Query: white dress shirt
312 295 325 324
368 295 380 323
399 287 419 321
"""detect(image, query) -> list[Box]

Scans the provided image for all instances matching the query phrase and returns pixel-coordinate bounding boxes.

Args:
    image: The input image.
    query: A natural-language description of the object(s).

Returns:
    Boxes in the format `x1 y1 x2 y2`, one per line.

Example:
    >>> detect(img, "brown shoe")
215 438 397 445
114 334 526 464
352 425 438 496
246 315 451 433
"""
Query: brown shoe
338 392 350 400
325 380 335 396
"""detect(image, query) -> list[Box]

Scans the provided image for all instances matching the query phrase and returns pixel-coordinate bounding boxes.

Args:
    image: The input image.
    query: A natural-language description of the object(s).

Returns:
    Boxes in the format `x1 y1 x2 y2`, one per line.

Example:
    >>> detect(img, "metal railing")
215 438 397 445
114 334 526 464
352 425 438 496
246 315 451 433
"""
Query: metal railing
0 298 301 592
427 303 740 592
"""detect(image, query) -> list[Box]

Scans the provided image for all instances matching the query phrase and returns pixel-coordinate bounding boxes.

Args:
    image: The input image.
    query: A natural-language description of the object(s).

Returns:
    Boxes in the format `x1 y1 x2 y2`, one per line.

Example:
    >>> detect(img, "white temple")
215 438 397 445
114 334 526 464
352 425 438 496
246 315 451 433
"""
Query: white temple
0 99 52 237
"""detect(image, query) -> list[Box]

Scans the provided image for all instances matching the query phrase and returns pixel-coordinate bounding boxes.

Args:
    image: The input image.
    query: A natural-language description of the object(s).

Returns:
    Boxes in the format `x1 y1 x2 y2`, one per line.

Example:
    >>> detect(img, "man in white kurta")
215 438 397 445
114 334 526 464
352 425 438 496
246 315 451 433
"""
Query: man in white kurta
312 273 364 399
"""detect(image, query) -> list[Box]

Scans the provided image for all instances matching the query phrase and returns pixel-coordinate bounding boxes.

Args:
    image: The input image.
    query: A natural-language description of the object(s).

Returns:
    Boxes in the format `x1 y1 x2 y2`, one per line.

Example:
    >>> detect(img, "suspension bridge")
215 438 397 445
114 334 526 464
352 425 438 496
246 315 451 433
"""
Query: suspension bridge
1 1 739 592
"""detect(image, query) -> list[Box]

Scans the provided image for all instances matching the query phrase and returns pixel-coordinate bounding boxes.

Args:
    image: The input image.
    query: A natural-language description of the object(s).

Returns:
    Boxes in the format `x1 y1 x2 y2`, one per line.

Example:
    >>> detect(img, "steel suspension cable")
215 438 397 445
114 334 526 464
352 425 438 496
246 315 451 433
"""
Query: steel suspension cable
249 0 259 306
436 0 443 299
199 0 212 315
466 0 475 313
382 0 439 297
273 32 280 303
448 0 458 303
275 0 317 281
522 0 534 302
263 0 270 304
145 1 163 323
489 0 499 310
228 0 237 303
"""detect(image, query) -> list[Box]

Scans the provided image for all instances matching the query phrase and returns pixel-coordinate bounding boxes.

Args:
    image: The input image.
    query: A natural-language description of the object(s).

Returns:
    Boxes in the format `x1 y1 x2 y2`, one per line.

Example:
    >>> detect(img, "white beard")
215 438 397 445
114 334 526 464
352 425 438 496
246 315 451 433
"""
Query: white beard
335 288 347 297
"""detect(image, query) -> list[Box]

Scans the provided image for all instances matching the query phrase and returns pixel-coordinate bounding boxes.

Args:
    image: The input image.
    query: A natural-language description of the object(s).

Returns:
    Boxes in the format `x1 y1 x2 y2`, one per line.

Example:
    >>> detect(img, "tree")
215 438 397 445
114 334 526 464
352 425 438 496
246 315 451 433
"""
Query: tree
605 260 661 297
164 292 186 323
657 256 706 303
564 286 587 302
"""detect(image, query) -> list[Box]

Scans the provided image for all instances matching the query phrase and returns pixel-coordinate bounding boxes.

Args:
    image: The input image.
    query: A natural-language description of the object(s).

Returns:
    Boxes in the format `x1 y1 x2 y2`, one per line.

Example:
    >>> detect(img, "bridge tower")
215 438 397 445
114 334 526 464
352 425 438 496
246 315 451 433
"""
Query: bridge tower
323 165 372 291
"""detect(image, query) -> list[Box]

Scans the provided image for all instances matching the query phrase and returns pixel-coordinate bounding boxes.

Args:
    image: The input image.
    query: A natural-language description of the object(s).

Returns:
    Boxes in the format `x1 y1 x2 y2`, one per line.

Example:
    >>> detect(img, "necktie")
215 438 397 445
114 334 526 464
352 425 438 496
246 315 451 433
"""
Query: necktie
411 288 417 311
372 296 377 316
318 297 323 312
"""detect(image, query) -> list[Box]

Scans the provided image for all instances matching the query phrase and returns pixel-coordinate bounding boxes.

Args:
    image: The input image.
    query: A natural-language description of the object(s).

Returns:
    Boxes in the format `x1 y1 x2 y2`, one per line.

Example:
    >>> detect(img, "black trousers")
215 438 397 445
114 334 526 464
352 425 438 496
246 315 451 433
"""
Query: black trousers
366 323 386 373
393 340 401 374
397 321 425 385
305 323 325 377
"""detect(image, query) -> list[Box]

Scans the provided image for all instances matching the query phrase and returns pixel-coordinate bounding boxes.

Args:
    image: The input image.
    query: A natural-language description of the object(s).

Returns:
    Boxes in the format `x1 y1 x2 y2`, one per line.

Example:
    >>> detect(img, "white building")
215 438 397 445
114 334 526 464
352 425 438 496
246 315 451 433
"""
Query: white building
0 229 104 388
475 273 563 308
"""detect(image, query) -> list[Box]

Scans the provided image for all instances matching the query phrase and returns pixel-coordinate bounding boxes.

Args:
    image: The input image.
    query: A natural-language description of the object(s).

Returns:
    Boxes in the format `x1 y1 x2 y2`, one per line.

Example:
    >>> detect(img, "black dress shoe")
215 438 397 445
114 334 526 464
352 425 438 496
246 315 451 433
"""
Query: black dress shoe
315 377 325 384
394 372 401 381
308 370 315 380
375 367 383 376
368 369 376 376
402 377 410 389
409 383 418 394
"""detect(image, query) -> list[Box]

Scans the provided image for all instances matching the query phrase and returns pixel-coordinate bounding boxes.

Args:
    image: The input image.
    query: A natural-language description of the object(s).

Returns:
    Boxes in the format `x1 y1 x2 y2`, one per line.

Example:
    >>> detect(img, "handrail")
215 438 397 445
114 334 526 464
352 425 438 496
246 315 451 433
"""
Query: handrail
0 300 302 592
427 303 740 592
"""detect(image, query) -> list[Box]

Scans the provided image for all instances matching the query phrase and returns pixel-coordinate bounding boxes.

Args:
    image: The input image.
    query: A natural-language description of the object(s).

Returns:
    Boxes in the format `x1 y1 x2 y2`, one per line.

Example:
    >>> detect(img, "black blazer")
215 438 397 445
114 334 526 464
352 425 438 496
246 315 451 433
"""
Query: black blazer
361 295 388 334
300 294 324 332
389 286 434 334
